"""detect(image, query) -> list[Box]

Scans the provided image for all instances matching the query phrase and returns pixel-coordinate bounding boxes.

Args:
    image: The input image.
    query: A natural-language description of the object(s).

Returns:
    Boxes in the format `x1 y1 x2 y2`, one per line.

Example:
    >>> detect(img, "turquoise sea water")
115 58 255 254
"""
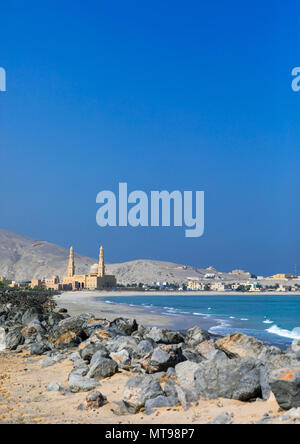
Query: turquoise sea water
100 295 300 348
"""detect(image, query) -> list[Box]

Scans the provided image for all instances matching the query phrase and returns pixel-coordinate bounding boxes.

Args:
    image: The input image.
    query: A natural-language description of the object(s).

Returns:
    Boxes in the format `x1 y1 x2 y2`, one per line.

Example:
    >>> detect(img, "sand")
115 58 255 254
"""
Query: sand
54 291 217 331
0 349 282 424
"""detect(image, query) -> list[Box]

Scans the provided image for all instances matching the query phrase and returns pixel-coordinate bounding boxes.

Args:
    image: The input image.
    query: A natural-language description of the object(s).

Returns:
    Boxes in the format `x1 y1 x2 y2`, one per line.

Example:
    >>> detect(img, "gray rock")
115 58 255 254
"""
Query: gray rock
291 340 300 360
145 395 177 414
145 327 185 345
185 326 210 347
47 382 62 392
5 328 24 350
110 350 131 369
22 308 42 325
122 374 164 413
142 345 185 373
80 343 108 362
86 391 107 408
107 336 138 355
68 373 100 392
30 342 50 356
207 412 232 424
0 327 6 351
40 357 56 368
109 318 138 335
88 354 118 379
194 357 262 401
175 361 201 388
205 349 229 362
134 339 154 358
269 368 300 410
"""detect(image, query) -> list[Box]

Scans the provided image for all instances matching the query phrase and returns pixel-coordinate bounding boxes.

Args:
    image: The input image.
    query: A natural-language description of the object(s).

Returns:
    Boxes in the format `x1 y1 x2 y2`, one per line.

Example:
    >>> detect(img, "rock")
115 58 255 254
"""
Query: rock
77 403 87 411
80 343 108 363
5 328 24 350
134 339 154 358
145 395 177 414
0 327 6 351
205 349 229 362
145 327 185 345
50 313 93 346
279 407 300 421
86 391 107 409
50 331 83 349
40 357 56 368
30 342 50 356
21 326 37 338
269 368 300 410
47 382 62 392
141 345 185 373
195 340 216 358
68 373 100 392
257 350 296 400
22 308 42 325
109 318 138 335
175 361 201 388
110 350 131 369
185 326 210 347
291 340 300 360
182 348 203 363
215 333 269 359
122 374 164 413
107 336 139 355
88 354 118 379
207 412 232 424
194 357 262 401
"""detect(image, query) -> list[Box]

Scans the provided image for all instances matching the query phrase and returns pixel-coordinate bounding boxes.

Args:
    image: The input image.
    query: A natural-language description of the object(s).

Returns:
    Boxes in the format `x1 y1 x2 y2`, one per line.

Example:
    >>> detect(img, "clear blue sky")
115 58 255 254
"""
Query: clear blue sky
0 0 300 275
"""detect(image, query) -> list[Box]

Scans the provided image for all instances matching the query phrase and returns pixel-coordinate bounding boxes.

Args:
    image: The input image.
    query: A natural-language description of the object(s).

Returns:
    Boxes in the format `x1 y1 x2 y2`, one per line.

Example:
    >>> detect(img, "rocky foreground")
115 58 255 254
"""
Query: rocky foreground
1 291 300 424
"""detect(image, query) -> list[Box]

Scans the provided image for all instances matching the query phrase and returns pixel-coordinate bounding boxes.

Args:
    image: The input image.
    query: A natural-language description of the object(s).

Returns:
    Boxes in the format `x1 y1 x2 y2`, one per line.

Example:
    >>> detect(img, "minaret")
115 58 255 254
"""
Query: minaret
68 246 75 277
98 245 105 277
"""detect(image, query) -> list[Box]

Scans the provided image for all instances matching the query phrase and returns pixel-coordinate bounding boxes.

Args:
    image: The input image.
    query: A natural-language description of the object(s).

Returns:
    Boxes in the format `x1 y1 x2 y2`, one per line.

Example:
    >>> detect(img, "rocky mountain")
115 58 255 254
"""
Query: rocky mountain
0 229 250 285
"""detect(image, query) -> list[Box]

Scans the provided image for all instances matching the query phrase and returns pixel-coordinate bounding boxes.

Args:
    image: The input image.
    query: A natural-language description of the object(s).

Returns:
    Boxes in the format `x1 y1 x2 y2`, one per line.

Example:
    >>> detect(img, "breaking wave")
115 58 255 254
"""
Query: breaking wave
266 325 300 340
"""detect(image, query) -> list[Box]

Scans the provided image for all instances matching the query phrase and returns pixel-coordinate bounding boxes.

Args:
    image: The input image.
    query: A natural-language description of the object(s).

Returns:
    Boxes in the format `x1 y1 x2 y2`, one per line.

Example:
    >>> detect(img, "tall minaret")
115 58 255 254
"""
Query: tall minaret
98 245 105 277
68 246 75 277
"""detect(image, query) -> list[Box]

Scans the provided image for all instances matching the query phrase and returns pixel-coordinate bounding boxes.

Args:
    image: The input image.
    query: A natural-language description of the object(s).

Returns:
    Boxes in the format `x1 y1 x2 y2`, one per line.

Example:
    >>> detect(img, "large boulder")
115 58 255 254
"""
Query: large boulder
175 361 202 388
269 368 300 410
5 328 24 350
122 374 164 413
194 357 262 401
80 343 108 363
22 308 42 325
106 336 139 355
109 318 138 336
88 353 118 379
184 326 210 347
215 333 268 359
141 345 185 373
145 327 185 345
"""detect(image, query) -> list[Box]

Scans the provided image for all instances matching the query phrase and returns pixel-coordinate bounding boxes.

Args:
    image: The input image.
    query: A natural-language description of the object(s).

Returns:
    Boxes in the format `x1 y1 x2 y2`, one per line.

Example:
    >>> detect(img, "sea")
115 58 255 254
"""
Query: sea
100 294 300 349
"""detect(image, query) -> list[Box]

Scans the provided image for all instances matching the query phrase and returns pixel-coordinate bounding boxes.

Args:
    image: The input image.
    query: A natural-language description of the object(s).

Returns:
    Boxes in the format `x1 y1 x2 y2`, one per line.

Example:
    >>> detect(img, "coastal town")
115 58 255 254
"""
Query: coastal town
1 245 300 294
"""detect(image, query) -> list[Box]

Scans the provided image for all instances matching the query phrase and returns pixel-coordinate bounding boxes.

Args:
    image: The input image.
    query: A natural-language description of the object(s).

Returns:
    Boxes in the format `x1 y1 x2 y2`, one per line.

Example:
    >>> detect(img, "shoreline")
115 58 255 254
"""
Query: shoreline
54 291 218 331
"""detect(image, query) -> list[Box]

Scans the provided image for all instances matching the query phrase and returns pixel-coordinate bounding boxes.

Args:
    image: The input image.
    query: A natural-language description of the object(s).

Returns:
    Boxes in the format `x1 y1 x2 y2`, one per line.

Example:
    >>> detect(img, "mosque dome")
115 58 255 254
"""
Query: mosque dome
90 263 98 274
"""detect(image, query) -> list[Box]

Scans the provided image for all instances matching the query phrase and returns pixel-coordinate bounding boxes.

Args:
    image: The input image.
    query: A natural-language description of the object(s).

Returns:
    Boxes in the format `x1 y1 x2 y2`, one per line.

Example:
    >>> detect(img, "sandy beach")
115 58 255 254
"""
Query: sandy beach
54 291 220 331
0 349 281 424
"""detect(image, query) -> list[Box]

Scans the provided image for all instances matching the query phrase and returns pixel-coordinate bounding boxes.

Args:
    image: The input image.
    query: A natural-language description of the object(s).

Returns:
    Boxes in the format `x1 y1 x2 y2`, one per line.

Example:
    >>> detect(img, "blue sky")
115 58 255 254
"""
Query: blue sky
0 0 300 275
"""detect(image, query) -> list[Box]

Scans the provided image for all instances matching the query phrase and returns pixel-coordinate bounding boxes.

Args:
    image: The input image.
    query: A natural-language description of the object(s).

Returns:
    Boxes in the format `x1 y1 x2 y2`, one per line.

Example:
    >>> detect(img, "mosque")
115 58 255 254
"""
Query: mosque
63 245 117 290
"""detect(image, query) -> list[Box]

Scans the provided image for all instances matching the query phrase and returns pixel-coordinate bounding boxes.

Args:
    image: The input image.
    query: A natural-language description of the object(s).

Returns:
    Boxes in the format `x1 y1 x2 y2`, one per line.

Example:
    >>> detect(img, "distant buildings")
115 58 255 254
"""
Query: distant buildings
27 245 116 291
63 246 116 290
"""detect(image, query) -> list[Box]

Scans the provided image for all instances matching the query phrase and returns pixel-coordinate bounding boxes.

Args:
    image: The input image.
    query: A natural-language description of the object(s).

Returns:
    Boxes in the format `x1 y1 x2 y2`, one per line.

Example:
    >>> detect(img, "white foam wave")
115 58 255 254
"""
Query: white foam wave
240 318 248 321
266 325 300 340
263 319 274 324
